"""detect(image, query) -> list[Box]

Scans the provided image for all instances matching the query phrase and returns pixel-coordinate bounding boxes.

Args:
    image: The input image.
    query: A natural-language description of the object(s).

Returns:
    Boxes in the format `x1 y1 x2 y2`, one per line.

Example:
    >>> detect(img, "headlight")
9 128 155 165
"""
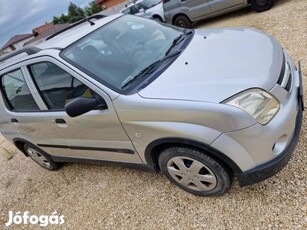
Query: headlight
223 89 280 125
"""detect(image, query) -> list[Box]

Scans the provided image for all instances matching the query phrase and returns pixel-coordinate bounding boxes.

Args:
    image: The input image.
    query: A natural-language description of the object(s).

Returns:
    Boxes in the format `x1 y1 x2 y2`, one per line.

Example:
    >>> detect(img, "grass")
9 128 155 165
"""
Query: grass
1 147 16 161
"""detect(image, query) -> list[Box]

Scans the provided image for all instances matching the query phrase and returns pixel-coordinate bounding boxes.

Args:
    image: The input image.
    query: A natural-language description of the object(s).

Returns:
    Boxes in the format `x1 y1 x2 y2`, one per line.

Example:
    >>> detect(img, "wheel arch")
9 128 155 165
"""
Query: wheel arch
12 138 41 157
152 14 163 21
12 138 29 156
13 138 57 159
249 0 275 12
144 137 243 174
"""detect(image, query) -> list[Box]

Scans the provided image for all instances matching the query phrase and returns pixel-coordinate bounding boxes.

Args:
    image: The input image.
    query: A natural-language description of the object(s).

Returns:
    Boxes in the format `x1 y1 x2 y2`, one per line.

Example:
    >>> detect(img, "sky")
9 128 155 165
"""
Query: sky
0 0 93 48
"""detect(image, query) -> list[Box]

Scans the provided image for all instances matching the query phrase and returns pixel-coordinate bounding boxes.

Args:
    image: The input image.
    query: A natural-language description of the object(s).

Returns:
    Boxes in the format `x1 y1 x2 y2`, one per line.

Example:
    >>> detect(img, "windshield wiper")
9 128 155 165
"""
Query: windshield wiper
165 29 194 56
121 50 181 89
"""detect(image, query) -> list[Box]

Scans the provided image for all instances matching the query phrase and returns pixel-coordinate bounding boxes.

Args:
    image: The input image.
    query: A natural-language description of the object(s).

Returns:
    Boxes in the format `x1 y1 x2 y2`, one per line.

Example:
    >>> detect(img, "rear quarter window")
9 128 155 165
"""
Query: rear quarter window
1 69 39 111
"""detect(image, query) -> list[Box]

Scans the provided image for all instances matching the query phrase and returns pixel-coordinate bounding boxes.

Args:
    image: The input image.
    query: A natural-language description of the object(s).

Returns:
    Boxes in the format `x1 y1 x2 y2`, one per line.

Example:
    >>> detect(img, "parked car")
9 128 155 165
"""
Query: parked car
0 14 303 196
163 0 275 28
120 0 165 22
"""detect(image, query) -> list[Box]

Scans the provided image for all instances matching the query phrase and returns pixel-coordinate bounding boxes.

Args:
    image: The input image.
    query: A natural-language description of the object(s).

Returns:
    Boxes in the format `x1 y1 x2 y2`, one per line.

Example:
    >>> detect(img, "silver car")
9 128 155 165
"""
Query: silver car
163 0 275 28
0 14 303 196
120 0 165 22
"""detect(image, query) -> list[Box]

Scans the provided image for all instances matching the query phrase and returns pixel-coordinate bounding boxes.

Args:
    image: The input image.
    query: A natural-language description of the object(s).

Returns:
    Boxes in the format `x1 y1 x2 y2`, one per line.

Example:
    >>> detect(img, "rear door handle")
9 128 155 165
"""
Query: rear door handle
11 118 19 123
11 118 19 126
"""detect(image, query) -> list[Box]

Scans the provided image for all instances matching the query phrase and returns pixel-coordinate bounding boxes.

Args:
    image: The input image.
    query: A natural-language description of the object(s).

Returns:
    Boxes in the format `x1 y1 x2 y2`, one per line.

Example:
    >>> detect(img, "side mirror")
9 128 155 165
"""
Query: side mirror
65 97 107 117
139 8 145 13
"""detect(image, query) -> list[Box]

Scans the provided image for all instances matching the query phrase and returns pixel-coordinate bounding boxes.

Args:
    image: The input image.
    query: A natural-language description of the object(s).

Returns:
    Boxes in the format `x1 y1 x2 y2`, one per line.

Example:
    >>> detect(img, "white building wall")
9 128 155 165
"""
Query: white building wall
2 36 34 53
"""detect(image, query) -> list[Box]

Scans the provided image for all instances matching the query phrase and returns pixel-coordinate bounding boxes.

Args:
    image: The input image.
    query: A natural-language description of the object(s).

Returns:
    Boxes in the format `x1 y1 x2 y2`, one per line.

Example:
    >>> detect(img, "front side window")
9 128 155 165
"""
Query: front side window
1 69 39 111
142 0 161 8
62 15 184 93
28 62 94 110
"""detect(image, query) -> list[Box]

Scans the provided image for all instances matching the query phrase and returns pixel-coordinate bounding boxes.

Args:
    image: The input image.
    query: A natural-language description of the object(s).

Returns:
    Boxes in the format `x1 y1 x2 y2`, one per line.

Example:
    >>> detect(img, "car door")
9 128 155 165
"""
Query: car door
21 57 142 163
208 0 245 13
180 0 211 21
0 65 52 144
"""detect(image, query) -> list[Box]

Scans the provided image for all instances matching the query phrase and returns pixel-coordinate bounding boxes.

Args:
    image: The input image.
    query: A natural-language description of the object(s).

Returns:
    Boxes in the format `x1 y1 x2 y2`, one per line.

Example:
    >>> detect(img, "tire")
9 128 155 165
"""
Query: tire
250 0 274 12
24 143 62 171
152 15 163 22
158 147 232 196
173 15 192 29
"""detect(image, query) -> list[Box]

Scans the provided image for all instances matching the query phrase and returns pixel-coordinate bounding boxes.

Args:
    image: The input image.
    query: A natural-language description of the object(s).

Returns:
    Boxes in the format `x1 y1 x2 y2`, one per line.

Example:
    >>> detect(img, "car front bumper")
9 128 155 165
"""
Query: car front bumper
236 99 303 186
211 62 304 186
237 62 304 186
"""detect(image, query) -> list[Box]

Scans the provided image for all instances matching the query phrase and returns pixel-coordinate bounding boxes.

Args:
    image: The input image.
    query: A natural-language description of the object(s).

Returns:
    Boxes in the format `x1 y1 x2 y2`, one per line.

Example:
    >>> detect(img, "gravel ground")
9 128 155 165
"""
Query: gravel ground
0 0 306 229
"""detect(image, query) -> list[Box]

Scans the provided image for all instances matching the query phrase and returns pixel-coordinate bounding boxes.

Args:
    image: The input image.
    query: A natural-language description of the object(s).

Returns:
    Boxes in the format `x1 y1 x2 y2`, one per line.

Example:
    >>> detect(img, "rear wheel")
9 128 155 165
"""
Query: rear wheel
24 144 62 171
250 0 274 12
158 147 232 196
173 15 192 29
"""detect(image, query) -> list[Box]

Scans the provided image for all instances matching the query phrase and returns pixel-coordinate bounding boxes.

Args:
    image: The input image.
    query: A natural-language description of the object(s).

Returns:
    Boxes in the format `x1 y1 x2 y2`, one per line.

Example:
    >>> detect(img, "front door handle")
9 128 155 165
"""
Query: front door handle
53 118 67 128
55 118 66 124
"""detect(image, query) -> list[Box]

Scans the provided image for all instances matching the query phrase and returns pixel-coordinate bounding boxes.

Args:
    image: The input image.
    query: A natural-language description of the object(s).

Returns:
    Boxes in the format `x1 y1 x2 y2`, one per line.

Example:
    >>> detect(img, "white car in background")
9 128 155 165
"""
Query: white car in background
120 0 165 22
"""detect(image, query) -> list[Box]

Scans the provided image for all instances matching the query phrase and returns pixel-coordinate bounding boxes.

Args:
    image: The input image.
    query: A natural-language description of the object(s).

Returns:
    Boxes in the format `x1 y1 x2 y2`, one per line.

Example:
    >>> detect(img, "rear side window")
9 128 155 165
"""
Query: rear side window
1 69 39 111
28 62 93 110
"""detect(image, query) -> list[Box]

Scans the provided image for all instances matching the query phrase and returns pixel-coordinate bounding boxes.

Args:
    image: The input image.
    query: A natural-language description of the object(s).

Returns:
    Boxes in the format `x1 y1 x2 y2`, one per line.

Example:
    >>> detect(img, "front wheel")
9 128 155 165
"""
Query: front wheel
250 0 274 12
173 15 192 29
158 147 232 196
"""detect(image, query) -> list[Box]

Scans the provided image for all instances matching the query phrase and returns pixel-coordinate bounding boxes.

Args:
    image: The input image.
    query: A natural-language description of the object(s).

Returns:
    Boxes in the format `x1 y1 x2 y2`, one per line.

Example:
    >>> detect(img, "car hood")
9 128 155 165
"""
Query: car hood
139 28 283 103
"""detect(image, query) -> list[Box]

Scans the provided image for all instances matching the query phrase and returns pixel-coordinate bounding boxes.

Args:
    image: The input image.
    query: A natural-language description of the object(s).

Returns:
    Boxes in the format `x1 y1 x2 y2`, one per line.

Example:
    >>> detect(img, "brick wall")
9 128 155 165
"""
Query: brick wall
97 0 126 9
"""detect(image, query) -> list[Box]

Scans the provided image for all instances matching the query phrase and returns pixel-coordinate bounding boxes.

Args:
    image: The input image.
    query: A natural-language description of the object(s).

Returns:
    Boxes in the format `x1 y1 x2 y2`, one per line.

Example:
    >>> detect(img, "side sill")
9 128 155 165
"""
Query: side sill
51 155 156 173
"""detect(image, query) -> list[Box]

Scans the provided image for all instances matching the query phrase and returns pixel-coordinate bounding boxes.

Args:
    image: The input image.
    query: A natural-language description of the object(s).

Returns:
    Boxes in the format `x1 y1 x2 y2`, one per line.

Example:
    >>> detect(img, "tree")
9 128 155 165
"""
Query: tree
84 1 102 17
67 2 85 23
53 16 60 25
52 1 99 25
53 14 69 24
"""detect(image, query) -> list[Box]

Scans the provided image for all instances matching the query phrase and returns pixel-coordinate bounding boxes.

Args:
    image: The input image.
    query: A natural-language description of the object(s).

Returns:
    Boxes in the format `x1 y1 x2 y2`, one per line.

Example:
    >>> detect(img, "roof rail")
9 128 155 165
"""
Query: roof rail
46 14 106 41
0 47 41 63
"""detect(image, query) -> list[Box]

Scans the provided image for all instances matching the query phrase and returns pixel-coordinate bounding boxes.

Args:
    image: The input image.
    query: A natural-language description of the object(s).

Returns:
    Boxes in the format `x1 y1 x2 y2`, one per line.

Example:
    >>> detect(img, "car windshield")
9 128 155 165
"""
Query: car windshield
142 0 161 8
62 15 183 93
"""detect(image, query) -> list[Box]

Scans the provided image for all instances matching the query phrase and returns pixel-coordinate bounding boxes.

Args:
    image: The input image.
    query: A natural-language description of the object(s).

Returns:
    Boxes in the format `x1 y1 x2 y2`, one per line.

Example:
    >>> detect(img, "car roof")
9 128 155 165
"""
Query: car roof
0 14 122 70
37 14 122 50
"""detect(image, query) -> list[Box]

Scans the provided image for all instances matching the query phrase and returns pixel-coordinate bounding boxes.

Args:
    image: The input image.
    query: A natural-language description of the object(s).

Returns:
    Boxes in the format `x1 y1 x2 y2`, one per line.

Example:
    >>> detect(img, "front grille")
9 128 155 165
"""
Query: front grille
277 54 286 85
276 53 292 92
285 73 292 91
